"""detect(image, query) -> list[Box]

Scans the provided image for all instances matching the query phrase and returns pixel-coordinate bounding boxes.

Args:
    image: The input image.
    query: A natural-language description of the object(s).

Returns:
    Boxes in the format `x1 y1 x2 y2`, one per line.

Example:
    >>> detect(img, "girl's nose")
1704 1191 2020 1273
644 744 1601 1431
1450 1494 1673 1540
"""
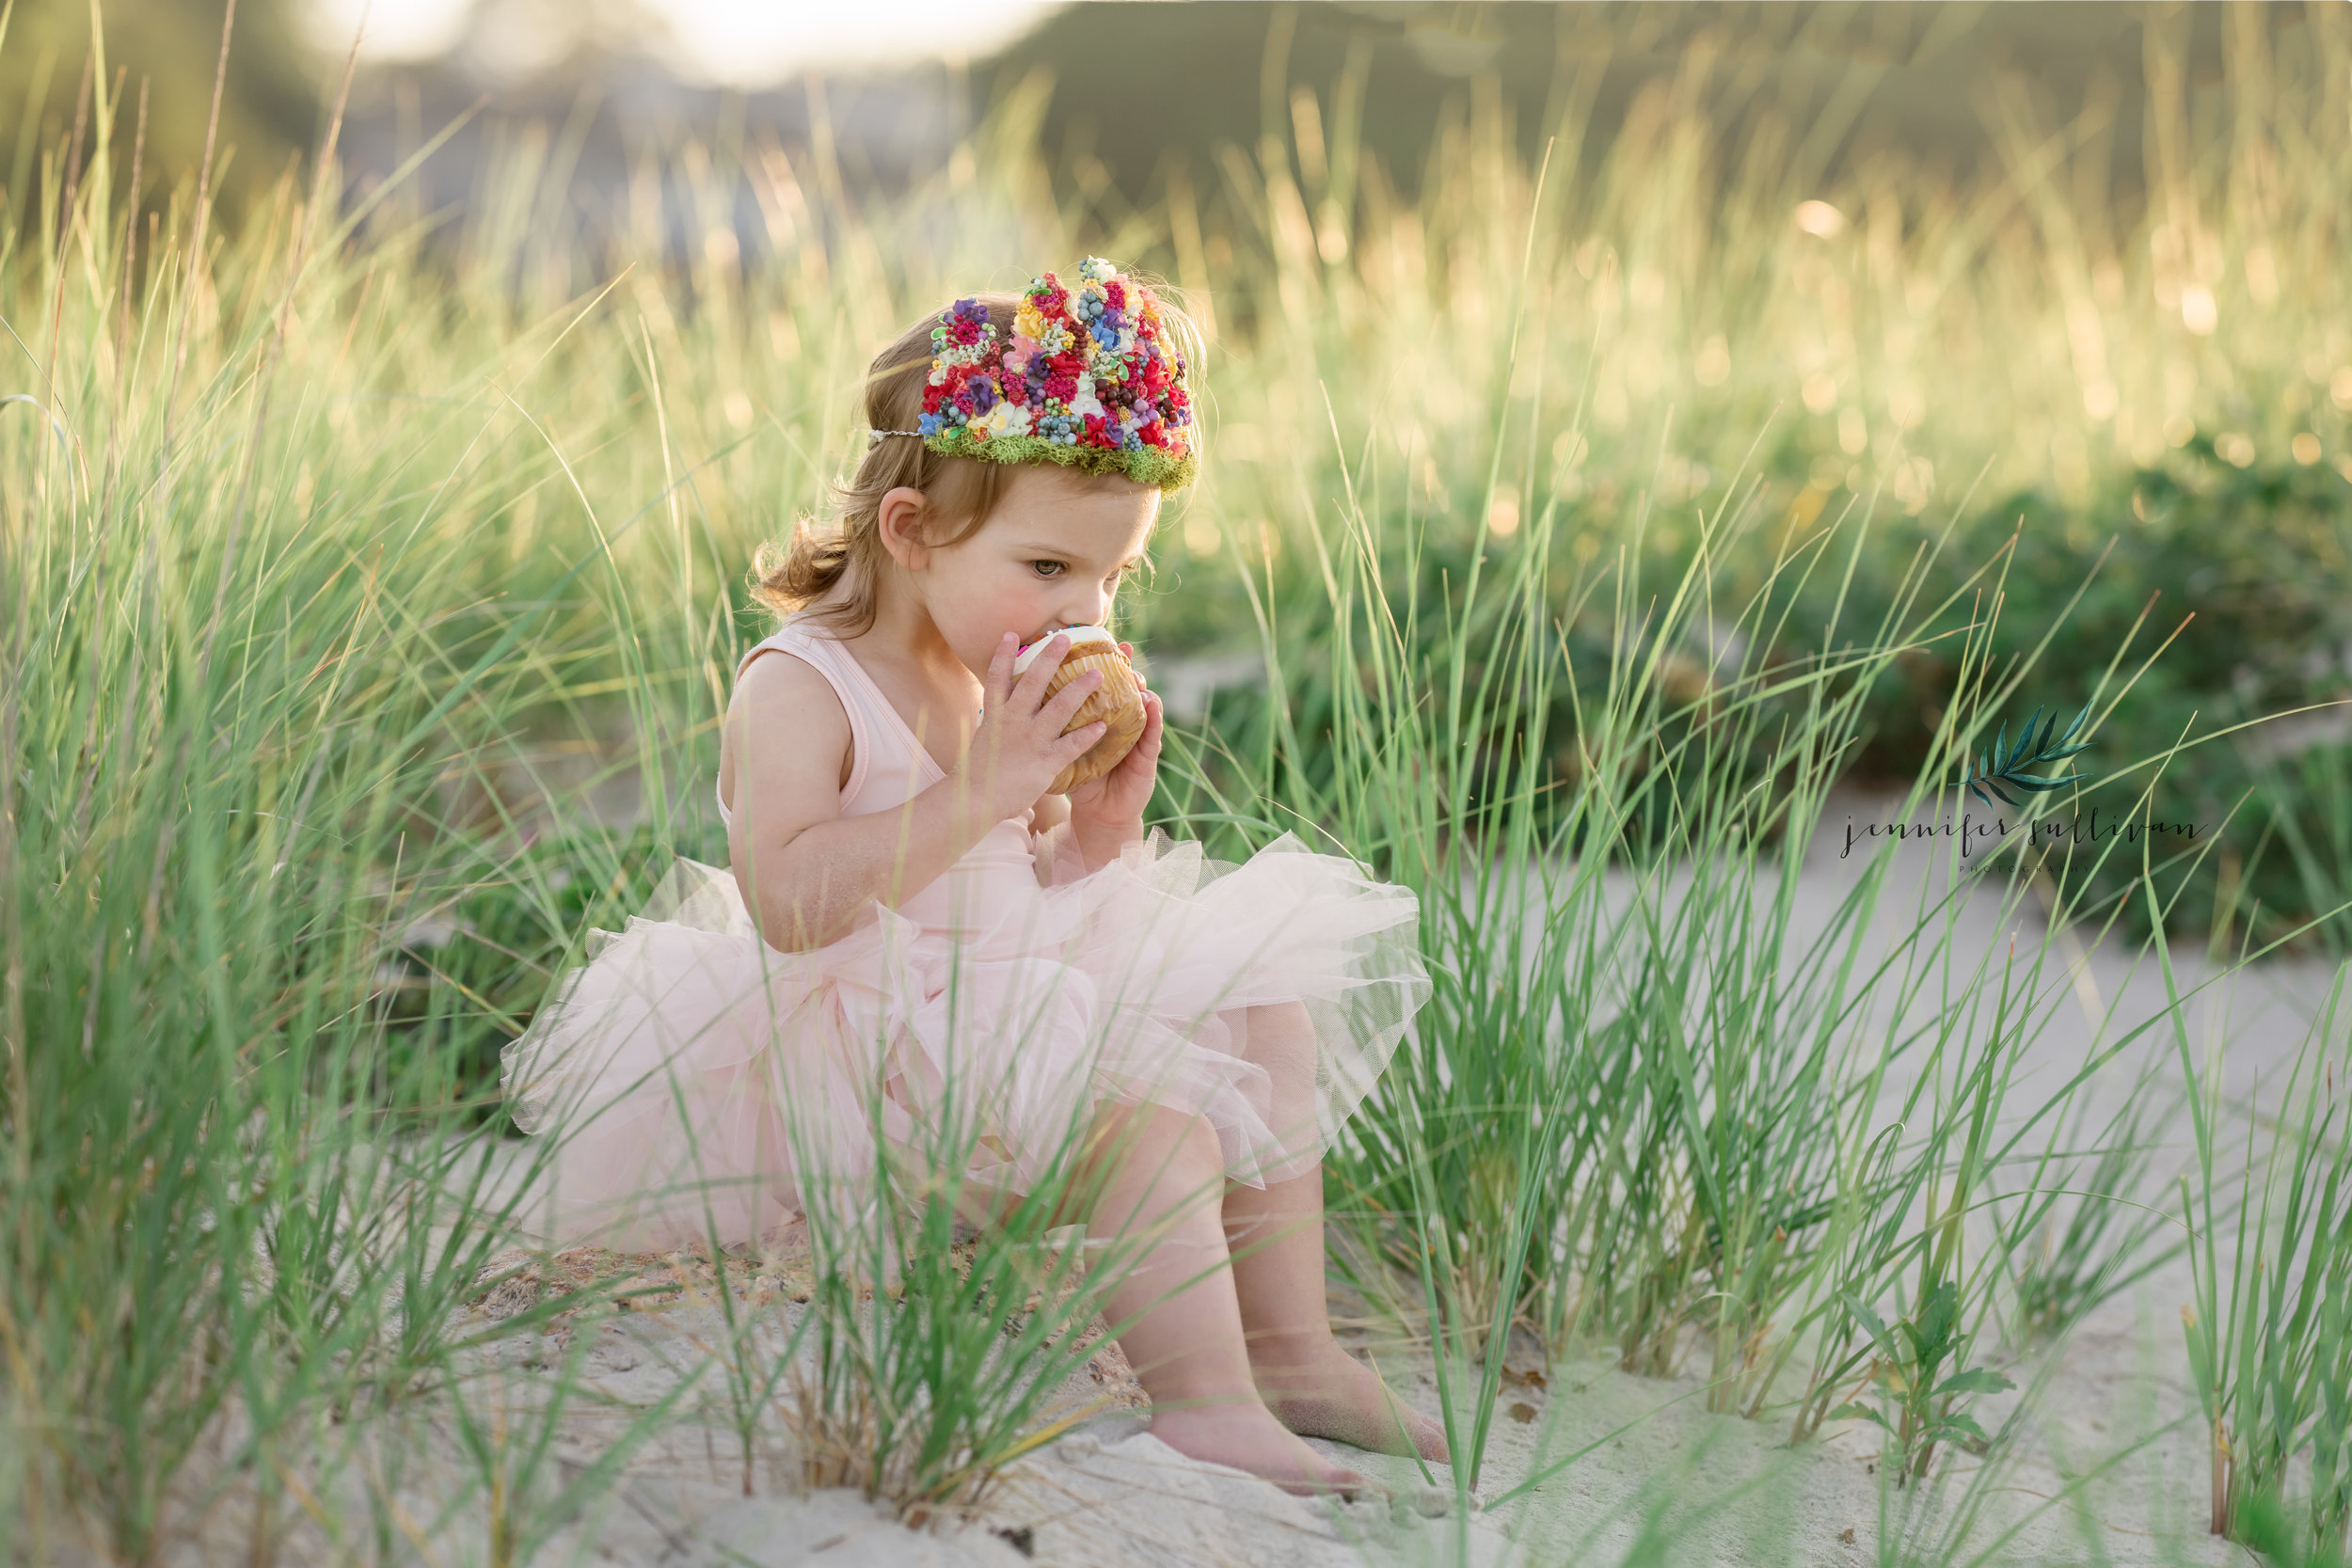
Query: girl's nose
1061 590 1115 629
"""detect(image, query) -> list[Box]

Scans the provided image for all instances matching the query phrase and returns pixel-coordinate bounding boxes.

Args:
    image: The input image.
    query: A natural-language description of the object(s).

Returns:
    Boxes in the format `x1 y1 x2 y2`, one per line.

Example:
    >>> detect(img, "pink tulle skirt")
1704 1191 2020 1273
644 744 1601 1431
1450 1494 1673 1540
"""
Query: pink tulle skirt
499 827 1430 1253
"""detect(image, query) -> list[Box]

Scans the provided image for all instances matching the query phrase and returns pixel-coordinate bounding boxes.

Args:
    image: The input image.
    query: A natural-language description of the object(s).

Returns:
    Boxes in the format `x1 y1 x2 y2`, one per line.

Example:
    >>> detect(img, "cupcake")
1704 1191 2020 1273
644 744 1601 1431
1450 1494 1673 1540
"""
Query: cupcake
1011 625 1149 793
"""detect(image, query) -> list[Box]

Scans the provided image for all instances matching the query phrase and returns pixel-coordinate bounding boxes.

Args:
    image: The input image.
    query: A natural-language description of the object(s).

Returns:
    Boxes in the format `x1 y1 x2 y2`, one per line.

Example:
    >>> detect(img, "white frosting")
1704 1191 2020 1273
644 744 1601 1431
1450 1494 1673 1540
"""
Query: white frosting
1012 624 1119 674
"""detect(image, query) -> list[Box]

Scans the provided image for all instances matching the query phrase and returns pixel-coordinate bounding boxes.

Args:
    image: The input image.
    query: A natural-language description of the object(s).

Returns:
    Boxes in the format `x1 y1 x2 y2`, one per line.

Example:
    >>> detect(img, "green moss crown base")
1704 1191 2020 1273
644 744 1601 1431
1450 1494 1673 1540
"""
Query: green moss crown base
928 429 1197 492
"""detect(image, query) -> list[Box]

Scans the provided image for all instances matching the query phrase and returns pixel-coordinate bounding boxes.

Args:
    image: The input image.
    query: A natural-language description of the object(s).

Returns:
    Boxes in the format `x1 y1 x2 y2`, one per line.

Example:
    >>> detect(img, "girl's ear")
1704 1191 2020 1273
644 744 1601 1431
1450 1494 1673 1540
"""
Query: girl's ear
876 485 932 571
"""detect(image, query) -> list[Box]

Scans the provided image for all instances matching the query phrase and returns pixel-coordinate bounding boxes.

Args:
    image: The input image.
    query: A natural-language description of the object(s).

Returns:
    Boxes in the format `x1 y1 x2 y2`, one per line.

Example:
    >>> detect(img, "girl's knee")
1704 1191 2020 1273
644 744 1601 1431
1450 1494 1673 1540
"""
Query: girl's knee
1097 1098 1218 1153
1238 1003 1321 1151
1089 1101 1224 1185
1239 1002 1317 1075
1242 999 1314 1033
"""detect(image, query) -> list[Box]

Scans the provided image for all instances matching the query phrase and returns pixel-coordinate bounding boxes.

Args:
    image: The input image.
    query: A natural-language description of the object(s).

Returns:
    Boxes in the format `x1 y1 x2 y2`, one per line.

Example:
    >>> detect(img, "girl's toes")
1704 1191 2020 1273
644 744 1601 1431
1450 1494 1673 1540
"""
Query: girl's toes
1285 1458 1372 1500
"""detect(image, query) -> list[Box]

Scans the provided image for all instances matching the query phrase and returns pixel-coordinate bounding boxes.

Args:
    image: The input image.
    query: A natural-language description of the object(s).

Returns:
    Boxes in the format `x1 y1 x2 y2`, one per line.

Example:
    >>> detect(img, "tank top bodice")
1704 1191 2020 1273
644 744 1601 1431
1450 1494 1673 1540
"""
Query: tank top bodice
718 615 1041 938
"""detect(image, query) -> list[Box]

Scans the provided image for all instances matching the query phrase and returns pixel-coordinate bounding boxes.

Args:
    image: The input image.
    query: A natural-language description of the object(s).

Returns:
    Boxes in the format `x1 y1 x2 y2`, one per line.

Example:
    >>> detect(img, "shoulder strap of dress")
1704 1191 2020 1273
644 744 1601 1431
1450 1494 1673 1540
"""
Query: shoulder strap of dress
736 616 879 804
735 615 801 684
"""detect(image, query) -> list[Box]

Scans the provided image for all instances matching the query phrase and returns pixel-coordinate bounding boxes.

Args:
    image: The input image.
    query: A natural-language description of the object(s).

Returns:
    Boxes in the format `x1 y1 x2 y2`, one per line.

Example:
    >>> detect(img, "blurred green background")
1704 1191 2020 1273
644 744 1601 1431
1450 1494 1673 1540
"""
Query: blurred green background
6 0 2349 1006
0 3 2309 247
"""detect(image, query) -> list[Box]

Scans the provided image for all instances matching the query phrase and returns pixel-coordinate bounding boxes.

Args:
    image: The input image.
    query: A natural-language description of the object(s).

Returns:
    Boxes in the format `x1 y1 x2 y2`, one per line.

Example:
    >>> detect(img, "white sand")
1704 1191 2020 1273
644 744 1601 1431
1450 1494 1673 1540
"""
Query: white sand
152 786 2315 1566
214 1271 2238 1567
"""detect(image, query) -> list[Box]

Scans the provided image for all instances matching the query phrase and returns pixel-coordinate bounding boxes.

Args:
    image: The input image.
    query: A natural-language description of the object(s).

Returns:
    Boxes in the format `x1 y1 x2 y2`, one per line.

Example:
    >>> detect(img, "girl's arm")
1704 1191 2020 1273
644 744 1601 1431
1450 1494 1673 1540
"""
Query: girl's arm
721 651 1002 952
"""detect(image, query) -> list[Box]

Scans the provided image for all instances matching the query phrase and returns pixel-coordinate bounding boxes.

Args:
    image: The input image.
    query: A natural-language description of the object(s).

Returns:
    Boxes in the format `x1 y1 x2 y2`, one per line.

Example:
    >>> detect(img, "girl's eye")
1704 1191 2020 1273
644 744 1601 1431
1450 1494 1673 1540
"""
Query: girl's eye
1030 560 1138 581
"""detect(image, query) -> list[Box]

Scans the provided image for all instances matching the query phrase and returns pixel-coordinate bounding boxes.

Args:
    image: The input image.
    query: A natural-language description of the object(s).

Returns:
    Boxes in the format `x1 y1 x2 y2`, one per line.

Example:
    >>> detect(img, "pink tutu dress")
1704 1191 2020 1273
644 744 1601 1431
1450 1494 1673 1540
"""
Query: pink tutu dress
500 614 1431 1253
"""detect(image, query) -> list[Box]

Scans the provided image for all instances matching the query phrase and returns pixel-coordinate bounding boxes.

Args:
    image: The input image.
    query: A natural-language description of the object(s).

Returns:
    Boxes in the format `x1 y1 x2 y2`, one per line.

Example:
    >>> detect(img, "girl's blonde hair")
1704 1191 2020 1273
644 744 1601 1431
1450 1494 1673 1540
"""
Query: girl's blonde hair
753 281 1203 640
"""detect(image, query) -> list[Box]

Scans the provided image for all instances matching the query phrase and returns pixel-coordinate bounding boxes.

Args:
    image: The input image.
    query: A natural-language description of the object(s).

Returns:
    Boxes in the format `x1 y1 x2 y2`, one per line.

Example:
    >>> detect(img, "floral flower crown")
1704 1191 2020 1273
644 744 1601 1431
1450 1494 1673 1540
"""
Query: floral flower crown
868 257 1198 491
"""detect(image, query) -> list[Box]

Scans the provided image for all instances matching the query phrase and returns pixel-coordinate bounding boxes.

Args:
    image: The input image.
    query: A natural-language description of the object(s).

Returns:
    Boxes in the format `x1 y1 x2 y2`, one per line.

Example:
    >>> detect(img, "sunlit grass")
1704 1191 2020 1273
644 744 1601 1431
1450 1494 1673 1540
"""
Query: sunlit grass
4 5 2350 1562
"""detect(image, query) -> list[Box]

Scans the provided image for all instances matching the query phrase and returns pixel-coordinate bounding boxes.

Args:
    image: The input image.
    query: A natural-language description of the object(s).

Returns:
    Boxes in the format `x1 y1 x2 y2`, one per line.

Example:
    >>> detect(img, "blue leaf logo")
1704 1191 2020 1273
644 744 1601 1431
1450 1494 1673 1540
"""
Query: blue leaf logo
1952 703 2093 809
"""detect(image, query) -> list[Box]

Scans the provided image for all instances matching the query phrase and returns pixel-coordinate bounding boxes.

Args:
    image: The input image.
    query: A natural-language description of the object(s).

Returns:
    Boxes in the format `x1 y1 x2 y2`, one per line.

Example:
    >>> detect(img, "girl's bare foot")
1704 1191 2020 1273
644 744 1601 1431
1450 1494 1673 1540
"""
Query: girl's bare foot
1147 1402 1373 1498
1252 1338 1452 1463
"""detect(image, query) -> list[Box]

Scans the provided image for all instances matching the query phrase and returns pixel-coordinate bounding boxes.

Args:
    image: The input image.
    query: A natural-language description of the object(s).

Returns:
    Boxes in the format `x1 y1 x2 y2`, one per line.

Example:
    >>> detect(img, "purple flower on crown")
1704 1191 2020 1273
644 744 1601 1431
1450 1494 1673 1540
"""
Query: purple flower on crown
968 373 1000 413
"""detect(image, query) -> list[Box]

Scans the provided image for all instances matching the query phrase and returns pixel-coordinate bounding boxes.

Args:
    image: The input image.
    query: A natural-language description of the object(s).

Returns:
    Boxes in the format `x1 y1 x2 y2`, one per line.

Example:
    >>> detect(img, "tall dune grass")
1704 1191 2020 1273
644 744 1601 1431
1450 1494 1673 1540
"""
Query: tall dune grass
4 5 2350 1560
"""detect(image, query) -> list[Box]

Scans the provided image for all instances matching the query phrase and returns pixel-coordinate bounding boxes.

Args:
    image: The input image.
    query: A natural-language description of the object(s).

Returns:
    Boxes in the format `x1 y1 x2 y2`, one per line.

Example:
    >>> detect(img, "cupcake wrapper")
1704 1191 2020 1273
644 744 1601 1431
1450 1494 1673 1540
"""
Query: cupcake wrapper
1044 647 1147 792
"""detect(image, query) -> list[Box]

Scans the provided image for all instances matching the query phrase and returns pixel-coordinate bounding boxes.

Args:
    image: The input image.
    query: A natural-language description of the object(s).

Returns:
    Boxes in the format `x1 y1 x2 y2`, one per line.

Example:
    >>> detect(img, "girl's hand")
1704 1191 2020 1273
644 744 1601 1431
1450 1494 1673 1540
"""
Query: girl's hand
955 631 1110 824
1067 641 1163 832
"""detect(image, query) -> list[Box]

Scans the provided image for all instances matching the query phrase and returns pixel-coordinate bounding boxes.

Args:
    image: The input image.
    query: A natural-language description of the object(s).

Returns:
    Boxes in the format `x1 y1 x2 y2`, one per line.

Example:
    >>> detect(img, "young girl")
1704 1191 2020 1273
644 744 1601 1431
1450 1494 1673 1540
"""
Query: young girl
501 258 1447 1495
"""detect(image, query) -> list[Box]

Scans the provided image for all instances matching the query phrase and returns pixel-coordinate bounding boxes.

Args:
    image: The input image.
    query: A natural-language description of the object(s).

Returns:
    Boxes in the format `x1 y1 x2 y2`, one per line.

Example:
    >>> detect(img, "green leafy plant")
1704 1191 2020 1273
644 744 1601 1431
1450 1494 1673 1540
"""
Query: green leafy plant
1826 1281 2016 1484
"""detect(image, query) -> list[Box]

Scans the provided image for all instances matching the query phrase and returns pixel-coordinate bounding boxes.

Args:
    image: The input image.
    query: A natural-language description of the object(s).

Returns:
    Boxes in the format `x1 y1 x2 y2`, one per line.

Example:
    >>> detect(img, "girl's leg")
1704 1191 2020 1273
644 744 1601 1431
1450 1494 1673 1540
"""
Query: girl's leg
1223 1003 1451 1463
1083 1100 1366 1497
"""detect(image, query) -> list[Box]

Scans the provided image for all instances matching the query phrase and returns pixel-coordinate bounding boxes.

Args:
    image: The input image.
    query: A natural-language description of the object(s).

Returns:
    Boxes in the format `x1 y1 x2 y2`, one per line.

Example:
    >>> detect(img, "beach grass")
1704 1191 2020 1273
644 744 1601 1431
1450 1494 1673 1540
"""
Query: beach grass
4 4 2350 1561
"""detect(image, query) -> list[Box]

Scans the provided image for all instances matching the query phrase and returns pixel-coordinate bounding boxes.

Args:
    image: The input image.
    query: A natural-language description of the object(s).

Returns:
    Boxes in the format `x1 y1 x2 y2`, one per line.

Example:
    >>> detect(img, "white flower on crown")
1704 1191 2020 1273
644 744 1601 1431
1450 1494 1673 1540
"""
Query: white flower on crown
1068 375 1104 421
973 401 1033 439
